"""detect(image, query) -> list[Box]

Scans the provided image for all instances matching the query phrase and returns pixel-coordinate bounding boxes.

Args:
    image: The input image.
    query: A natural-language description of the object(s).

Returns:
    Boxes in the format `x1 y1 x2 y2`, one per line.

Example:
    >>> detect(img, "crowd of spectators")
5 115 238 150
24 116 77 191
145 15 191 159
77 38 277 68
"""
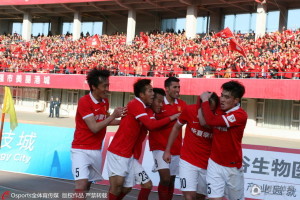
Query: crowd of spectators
0 29 299 79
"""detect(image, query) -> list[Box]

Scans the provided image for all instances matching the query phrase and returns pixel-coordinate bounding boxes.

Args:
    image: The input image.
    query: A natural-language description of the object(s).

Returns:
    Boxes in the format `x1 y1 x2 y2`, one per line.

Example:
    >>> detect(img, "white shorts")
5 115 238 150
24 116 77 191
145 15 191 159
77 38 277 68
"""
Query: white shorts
133 159 151 185
106 151 135 187
152 150 179 176
206 158 244 200
179 159 207 195
71 148 103 182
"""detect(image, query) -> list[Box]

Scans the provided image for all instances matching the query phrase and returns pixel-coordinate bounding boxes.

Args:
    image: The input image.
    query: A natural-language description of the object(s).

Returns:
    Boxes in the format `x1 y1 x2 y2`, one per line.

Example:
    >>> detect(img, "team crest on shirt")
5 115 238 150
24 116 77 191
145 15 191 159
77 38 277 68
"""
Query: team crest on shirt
177 106 181 112
227 114 236 123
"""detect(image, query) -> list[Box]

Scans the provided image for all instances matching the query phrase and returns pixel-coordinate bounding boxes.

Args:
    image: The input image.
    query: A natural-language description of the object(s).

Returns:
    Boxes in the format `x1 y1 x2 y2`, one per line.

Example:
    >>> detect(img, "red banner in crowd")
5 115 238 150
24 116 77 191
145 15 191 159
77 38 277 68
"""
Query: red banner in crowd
214 27 234 39
0 0 105 5
0 73 299 100
229 39 246 57
86 35 101 48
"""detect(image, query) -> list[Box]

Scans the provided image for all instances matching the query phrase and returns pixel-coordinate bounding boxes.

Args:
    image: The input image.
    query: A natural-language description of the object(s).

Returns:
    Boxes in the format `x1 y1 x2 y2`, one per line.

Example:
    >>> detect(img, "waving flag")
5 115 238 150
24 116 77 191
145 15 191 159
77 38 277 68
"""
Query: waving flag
214 27 234 39
86 35 101 47
140 32 150 47
229 39 246 57
2 86 18 131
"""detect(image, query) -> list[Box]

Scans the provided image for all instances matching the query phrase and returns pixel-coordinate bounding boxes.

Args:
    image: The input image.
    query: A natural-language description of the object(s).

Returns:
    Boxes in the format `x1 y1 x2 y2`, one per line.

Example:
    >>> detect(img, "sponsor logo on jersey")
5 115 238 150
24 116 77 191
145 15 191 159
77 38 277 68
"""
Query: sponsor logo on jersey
191 128 212 138
227 114 236 123
215 126 228 131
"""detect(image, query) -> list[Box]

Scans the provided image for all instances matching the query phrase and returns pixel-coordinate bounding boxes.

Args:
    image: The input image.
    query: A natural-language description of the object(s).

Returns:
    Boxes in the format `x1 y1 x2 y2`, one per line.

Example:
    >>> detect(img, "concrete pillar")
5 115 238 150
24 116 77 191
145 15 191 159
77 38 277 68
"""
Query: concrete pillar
246 98 257 127
51 17 62 35
126 9 136 45
255 3 267 39
209 9 222 33
0 20 12 35
102 19 108 35
73 12 81 41
185 6 197 39
279 6 288 32
22 12 32 41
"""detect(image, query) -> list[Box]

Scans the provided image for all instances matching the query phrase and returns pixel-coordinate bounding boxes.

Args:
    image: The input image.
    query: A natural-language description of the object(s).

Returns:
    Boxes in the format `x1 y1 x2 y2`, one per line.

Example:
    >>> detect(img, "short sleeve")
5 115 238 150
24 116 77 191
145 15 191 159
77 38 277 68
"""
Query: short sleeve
128 101 147 119
177 106 189 125
78 97 94 119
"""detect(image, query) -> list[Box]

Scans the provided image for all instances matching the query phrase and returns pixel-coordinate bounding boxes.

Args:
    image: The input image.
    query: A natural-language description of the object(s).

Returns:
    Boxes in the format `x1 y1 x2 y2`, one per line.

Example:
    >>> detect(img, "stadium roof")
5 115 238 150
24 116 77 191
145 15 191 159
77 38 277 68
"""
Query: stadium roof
0 0 299 21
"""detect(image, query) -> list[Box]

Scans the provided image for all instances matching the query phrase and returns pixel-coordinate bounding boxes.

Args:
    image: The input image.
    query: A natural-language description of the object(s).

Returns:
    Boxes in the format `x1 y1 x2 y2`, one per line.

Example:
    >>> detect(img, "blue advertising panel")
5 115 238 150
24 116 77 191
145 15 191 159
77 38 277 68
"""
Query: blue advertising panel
0 122 74 180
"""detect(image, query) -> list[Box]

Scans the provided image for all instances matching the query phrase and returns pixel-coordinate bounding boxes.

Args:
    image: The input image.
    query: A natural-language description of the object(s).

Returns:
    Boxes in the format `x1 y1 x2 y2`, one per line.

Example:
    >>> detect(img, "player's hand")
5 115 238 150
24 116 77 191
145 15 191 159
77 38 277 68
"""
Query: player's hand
200 91 212 102
112 107 124 118
169 113 180 121
163 151 171 163
121 107 127 117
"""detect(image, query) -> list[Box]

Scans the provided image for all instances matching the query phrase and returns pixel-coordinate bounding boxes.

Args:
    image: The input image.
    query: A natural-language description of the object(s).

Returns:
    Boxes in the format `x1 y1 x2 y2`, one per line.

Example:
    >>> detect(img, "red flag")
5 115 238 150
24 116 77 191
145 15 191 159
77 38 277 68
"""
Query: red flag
229 39 246 57
214 27 234 38
140 32 149 47
142 35 149 47
86 35 101 47
40 40 47 53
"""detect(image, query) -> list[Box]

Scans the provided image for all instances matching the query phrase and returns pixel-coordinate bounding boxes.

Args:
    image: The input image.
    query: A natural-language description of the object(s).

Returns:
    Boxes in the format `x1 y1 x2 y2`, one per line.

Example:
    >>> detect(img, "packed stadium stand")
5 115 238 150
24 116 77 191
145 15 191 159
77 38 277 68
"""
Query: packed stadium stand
0 30 299 79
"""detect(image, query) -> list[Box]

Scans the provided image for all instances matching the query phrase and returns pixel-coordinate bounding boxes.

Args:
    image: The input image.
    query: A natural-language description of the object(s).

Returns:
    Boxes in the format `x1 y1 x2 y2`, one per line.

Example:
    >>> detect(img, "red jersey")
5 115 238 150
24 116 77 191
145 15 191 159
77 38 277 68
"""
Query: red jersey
178 104 212 169
108 98 171 158
72 93 109 150
149 97 187 155
202 101 247 168
133 108 154 160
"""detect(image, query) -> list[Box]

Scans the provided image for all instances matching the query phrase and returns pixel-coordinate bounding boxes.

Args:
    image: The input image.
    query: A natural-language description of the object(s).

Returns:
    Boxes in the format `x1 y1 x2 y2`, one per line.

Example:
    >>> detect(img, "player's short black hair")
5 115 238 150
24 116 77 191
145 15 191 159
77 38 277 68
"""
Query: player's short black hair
86 68 110 92
134 79 152 97
209 92 219 107
153 88 165 99
164 77 180 88
222 80 245 99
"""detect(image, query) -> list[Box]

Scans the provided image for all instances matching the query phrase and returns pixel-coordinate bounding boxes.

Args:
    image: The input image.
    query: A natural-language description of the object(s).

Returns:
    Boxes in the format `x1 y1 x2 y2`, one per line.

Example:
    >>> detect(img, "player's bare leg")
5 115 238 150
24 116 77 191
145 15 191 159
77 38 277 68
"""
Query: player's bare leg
195 193 206 200
108 176 125 199
74 179 91 200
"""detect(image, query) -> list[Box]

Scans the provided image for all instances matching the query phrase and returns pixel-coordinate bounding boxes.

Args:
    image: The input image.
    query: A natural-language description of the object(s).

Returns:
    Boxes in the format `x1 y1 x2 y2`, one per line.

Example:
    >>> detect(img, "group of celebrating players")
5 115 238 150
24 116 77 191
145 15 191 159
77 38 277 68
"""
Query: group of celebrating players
70 68 247 200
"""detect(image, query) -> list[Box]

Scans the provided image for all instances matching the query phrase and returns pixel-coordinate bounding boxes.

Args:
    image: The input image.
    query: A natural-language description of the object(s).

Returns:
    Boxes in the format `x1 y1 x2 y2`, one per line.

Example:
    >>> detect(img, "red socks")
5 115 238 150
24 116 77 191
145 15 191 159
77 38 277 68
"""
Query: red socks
158 183 169 200
168 185 174 199
138 188 151 200
108 193 118 200
116 192 127 200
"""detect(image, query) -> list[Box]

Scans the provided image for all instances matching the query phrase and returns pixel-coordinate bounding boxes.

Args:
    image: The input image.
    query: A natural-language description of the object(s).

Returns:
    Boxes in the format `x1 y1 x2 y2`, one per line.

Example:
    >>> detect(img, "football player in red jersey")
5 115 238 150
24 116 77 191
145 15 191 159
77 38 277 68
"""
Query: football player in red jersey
163 93 218 200
149 77 187 200
200 80 247 200
107 79 178 200
71 69 125 200
133 88 179 200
